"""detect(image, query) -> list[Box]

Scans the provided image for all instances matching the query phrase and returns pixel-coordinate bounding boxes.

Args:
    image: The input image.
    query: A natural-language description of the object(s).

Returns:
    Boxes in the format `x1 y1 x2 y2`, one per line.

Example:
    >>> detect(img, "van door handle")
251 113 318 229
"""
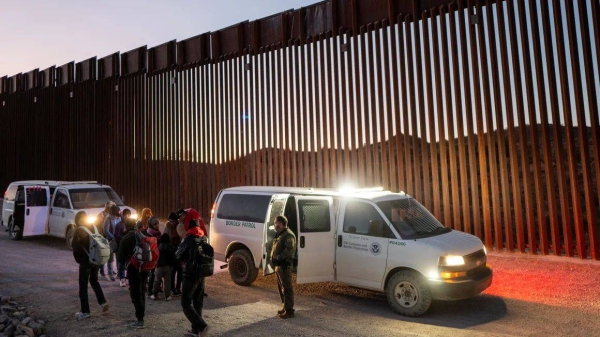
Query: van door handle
26 209 30 216
338 235 342 247
300 236 305 248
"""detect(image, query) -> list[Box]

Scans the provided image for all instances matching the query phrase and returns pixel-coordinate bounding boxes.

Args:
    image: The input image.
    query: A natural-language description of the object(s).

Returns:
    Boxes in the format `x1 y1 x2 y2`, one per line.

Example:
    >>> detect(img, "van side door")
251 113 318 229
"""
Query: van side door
22 186 50 236
336 199 394 290
2 184 19 227
295 196 335 284
262 194 289 276
48 188 72 237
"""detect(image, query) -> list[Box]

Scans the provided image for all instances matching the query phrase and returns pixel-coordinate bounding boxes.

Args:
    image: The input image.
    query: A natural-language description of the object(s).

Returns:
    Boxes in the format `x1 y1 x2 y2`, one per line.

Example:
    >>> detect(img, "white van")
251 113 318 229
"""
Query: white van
2 180 136 249
209 186 492 316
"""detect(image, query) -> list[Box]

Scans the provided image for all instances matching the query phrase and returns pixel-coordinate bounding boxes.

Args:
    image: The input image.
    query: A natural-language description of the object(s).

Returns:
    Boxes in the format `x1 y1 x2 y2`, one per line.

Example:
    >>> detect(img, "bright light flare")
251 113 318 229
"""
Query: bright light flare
86 216 97 224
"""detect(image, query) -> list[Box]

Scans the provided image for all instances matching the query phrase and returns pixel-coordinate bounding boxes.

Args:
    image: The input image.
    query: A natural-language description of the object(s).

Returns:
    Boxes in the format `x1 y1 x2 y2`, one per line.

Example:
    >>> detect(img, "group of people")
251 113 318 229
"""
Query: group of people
71 202 210 336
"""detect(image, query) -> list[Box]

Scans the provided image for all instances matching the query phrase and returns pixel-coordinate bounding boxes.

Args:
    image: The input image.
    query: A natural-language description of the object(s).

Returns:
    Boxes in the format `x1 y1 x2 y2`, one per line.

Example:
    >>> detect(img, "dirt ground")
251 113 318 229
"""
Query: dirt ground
1 230 600 337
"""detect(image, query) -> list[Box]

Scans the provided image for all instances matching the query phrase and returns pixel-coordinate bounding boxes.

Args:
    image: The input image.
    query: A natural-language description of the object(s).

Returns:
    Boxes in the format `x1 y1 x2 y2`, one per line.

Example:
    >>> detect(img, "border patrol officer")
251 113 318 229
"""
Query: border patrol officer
270 215 296 319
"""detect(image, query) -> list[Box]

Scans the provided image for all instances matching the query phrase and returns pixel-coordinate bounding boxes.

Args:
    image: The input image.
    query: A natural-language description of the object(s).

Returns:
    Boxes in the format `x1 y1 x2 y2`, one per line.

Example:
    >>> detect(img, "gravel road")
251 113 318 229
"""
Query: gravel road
1 229 599 337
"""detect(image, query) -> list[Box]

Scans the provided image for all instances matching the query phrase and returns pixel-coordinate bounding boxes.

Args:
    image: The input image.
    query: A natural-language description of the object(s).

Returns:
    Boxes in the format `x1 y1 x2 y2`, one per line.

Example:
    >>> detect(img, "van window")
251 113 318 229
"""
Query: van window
343 201 391 238
69 188 124 208
5 185 18 201
377 198 450 239
53 190 71 209
297 199 330 233
217 194 271 223
26 188 47 207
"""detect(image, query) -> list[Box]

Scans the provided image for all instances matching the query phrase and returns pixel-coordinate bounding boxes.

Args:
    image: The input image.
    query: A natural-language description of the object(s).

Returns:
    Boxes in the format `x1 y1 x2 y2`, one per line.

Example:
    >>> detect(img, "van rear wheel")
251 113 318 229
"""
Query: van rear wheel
386 270 432 317
8 218 23 241
228 249 258 286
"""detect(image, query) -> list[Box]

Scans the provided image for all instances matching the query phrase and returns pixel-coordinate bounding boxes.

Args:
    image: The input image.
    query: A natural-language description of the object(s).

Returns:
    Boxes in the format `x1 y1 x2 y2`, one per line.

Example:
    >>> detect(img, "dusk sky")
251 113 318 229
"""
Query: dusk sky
0 0 318 77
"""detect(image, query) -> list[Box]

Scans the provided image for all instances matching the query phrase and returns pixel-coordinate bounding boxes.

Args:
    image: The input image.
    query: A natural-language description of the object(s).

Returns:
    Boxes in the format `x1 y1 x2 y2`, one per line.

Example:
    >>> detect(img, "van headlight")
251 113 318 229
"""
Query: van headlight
86 215 97 224
438 255 465 266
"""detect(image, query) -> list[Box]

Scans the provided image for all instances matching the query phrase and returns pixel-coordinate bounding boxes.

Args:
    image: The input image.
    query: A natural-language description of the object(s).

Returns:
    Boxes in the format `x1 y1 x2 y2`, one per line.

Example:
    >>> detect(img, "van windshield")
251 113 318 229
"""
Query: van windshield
69 188 124 209
376 198 450 239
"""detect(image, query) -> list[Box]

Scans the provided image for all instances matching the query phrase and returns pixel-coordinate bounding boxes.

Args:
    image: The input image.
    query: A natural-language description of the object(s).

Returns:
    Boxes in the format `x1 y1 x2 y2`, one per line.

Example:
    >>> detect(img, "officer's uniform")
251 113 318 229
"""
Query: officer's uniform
270 227 296 316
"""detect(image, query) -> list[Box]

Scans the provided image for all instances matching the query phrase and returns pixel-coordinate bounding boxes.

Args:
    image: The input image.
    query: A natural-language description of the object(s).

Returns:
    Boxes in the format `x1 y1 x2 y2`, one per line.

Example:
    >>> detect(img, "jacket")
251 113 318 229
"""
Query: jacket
103 216 118 241
117 230 138 265
157 242 177 267
270 228 296 267
72 225 92 264
163 223 181 246
182 208 207 236
175 235 207 278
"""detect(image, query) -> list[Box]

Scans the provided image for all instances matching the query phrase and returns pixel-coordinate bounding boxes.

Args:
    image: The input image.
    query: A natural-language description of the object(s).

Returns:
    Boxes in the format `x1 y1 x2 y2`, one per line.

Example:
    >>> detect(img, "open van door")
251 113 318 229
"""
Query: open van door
295 196 335 283
262 194 289 276
23 186 50 236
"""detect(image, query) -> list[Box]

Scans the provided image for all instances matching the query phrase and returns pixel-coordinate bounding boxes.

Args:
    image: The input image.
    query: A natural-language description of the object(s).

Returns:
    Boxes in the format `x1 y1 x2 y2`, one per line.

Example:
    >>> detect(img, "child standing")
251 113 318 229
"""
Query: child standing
151 233 176 301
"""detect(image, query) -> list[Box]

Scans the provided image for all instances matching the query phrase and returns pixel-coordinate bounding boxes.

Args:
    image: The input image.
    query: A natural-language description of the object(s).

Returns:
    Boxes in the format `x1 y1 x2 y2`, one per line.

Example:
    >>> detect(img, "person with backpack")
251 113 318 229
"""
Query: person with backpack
146 216 162 297
72 212 110 320
151 233 176 301
115 213 135 287
102 205 121 281
117 221 159 329
176 218 212 337
164 211 183 296
98 201 116 278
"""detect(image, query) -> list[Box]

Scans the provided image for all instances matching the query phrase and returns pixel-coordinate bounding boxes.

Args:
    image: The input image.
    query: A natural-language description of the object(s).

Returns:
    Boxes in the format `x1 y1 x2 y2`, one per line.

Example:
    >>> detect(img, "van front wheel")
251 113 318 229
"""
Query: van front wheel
386 270 432 317
8 218 23 241
228 249 258 286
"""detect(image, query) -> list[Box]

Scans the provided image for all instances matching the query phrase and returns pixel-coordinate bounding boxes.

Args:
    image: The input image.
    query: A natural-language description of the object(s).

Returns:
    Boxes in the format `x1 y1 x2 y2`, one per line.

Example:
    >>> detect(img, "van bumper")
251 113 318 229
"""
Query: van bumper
429 267 492 301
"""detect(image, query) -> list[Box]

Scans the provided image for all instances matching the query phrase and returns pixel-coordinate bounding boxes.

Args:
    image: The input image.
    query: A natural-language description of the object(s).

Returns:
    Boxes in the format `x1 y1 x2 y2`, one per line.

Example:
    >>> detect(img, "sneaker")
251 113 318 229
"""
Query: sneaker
165 296 172 301
74 312 90 320
111 271 118 275
172 290 181 297
279 310 295 319
129 321 145 329
147 293 153 298
199 325 210 337
119 279 127 287
104 274 112 281
101 302 109 312
277 309 285 315
150 295 157 300
110 276 116 281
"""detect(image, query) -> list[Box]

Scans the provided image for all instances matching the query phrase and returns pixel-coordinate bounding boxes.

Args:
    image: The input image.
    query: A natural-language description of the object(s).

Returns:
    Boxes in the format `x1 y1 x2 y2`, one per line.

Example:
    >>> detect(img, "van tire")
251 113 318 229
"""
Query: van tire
66 226 76 251
228 249 258 286
8 218 23 241
386 270 432 317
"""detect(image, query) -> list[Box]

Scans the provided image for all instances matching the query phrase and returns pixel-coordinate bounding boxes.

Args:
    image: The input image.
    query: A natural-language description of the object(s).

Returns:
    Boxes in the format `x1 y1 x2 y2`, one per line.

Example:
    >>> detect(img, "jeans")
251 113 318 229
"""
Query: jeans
181 276 207 333
171 263 182 293
78 263 107 314
117 261 126 280
153 266 172 297
127 264 149 322
106 250 115 275
147 269 155 295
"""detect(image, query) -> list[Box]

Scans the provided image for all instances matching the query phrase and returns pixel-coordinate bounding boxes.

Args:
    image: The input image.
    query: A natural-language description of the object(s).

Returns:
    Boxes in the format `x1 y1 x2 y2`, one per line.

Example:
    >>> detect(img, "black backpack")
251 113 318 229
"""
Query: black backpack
189 237 214 277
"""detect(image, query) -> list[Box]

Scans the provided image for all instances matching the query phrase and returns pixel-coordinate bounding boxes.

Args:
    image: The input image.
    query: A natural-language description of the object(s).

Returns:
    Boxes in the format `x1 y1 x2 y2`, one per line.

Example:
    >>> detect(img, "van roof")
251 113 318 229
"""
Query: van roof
10 181 101 188
222 186 408 201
